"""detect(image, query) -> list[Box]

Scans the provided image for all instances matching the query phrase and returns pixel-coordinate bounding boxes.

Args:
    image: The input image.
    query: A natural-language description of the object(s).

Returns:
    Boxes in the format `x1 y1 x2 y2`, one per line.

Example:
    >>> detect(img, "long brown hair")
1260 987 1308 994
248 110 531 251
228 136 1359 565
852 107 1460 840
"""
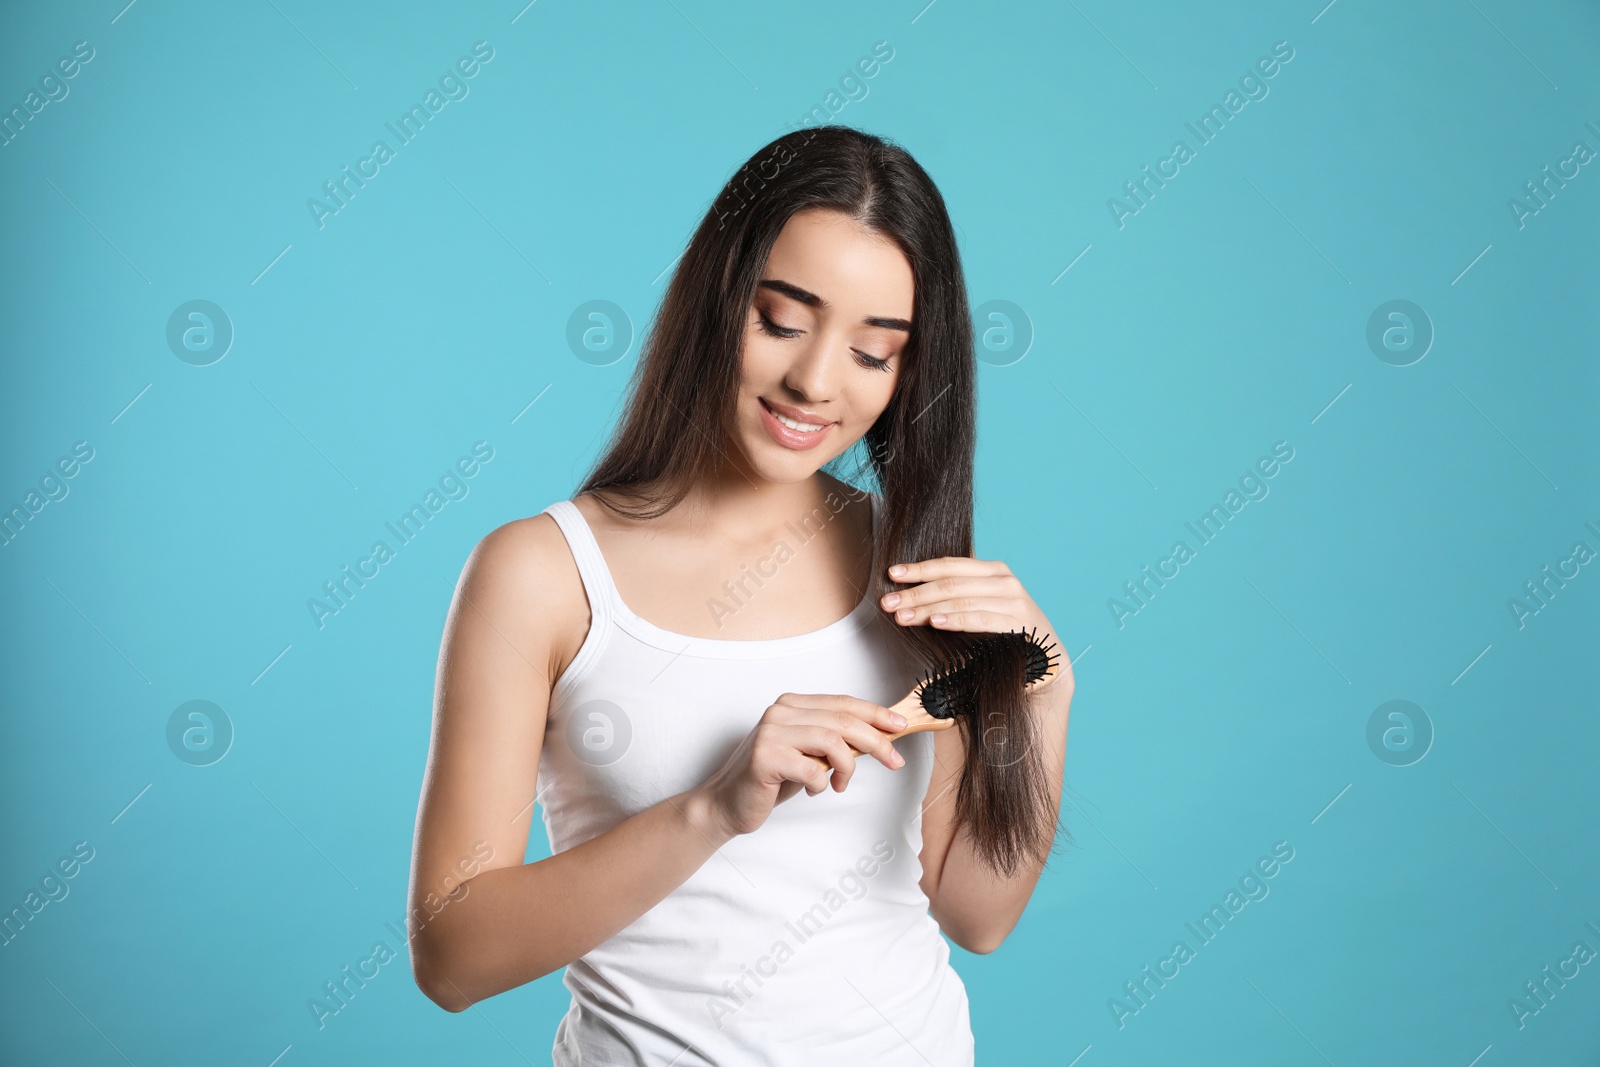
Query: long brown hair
577 125 1067 878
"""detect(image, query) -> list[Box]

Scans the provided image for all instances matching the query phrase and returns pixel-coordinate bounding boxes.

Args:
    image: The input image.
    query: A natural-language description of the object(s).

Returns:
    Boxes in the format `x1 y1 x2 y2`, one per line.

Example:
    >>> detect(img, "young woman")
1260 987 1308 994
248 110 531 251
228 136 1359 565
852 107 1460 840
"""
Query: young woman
406 126 1074 1065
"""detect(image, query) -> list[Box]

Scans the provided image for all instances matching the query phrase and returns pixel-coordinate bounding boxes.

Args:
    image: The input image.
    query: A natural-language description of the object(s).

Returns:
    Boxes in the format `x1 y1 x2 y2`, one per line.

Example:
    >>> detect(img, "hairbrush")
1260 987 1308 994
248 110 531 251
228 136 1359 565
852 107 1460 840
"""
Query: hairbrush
845 626 1061 757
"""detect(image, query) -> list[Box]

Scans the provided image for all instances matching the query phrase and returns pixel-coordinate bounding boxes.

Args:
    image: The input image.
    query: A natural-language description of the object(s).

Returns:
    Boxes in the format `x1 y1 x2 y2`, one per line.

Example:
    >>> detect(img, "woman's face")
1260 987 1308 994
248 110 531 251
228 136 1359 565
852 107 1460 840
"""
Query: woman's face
731 207 914 484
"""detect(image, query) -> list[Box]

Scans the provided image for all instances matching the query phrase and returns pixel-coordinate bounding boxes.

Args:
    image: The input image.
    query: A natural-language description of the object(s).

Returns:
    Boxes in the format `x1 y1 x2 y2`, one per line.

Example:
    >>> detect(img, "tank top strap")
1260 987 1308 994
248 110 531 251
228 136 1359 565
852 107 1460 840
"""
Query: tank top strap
543 488 882 639
540 499 623 627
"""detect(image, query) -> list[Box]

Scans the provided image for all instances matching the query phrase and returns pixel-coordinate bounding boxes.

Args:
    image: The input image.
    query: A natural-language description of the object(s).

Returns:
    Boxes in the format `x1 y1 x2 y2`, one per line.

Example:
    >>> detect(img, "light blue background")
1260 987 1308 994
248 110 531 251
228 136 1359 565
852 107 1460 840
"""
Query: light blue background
2 1 1597 1063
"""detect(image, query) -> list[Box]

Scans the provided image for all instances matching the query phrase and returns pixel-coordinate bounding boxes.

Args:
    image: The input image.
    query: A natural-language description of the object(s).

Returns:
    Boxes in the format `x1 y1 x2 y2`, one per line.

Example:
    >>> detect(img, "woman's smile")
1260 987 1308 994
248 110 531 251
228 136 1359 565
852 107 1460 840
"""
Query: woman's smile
758 396 837 450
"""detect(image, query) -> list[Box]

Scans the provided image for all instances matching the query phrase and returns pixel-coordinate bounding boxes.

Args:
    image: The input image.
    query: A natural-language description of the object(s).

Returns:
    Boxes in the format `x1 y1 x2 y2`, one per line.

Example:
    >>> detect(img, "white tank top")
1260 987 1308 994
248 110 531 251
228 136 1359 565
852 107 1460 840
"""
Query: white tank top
535 492 975 1066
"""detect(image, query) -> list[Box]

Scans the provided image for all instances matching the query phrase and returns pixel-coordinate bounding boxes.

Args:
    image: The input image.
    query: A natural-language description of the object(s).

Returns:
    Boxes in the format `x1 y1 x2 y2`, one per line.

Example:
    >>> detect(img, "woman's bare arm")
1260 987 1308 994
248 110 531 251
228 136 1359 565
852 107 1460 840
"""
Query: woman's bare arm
916 676 1073 954
406 516 737 1012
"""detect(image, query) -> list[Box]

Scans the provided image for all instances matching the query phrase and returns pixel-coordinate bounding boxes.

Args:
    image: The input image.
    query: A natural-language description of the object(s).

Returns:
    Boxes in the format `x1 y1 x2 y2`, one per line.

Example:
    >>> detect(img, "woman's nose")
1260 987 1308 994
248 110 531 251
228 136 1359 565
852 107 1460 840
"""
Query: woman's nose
782 336 843 400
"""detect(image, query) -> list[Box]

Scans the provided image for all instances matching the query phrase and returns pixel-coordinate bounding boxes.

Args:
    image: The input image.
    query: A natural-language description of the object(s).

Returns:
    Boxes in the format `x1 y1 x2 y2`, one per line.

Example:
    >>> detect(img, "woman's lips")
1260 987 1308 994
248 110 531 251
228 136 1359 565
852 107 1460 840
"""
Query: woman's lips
758 397 835 451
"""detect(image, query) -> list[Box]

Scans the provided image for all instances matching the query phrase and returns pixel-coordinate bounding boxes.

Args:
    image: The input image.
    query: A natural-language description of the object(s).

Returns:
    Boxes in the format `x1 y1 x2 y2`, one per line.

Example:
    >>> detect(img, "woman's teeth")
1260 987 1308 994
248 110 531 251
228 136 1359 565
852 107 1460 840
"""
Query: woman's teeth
764 401 828 432
775 412 826 432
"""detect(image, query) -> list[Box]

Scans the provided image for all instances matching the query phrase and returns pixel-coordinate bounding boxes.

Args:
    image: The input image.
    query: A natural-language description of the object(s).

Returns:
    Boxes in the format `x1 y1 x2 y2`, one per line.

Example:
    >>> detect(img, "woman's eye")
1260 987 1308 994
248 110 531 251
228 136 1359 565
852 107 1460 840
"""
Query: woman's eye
755 310 891 372
854 350 892 372
756 312 801 339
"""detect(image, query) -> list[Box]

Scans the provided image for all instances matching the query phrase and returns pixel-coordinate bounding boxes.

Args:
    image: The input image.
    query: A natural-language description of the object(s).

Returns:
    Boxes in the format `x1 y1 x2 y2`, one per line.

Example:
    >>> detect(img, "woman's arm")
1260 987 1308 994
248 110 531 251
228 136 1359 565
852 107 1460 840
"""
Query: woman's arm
406 518 737 1012
916 673 1073 954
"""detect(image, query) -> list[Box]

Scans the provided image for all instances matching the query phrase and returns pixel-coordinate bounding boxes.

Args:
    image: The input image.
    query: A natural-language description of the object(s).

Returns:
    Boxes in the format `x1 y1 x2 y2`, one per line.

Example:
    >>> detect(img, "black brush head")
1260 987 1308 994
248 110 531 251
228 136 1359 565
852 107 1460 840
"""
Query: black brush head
915 626 1060 720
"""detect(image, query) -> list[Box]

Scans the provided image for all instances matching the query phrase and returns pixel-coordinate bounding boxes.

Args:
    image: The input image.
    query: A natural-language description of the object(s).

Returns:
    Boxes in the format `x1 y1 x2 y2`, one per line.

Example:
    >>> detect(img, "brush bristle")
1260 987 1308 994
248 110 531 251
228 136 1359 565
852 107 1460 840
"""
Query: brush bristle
915 626 1060 720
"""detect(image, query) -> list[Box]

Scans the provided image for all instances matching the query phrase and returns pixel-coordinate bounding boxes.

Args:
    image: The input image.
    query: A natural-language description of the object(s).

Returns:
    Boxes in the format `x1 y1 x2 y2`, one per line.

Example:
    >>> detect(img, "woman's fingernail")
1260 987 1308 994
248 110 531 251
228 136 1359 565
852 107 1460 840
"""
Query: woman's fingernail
889 564 907 577
891 750 904 767
882 593 901 608
890 713 907 728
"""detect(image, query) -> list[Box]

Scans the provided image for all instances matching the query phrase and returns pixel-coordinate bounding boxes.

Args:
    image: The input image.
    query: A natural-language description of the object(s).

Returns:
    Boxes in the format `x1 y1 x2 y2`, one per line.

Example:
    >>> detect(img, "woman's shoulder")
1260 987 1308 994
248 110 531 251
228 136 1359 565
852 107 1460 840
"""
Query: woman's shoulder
469 505 574 585
456 504 591 677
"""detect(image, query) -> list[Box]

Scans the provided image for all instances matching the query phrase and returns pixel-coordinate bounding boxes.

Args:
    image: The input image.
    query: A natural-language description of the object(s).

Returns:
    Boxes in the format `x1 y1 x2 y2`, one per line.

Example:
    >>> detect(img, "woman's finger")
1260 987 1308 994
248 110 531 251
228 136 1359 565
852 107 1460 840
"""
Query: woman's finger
788 700 905 770
776 746 841 797
881 574 1024 614
772 693 909 738
885 595 1024 628
887 557 1010 582
785 724 862 791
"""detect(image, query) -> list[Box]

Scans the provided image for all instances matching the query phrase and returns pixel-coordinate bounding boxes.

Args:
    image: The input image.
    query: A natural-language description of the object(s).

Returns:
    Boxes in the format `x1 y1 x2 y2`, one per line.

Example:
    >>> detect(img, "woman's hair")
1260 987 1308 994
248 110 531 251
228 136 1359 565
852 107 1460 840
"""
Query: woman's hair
577 125 1068 879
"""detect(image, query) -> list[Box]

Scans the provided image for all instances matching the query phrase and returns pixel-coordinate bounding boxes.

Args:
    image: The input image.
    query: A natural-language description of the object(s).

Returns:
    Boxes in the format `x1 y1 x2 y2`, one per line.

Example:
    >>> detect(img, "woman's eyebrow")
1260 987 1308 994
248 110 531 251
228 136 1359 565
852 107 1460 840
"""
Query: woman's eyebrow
757 278 912 333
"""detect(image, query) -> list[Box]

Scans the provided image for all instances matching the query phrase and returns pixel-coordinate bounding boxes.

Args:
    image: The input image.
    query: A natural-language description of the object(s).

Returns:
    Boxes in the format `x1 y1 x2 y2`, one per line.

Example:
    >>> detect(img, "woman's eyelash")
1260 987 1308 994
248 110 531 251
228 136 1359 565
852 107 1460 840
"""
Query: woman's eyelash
756 312 893 372
755 312 801 339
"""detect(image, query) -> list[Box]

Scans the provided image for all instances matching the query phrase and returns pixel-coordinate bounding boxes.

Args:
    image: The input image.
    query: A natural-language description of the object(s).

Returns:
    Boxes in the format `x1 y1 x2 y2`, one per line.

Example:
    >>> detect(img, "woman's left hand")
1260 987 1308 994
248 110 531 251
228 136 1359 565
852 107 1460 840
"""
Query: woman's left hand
880 557 1072 695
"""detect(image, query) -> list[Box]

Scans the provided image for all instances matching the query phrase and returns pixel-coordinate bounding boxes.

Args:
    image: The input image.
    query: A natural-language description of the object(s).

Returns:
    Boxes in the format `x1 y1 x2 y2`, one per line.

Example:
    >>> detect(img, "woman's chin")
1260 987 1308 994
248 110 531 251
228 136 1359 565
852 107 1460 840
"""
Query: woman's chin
735 435 830 484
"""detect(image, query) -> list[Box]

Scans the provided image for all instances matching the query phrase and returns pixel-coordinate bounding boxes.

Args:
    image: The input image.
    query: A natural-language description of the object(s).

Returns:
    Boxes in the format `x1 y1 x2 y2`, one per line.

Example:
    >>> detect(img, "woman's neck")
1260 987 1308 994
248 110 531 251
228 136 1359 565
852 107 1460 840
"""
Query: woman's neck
666 472 858 546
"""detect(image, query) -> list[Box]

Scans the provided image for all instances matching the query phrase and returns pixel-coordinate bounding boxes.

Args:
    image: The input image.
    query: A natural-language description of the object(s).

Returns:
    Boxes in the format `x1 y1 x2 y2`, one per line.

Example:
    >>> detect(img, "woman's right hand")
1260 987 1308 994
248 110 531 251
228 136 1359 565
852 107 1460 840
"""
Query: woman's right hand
692 694 909 839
